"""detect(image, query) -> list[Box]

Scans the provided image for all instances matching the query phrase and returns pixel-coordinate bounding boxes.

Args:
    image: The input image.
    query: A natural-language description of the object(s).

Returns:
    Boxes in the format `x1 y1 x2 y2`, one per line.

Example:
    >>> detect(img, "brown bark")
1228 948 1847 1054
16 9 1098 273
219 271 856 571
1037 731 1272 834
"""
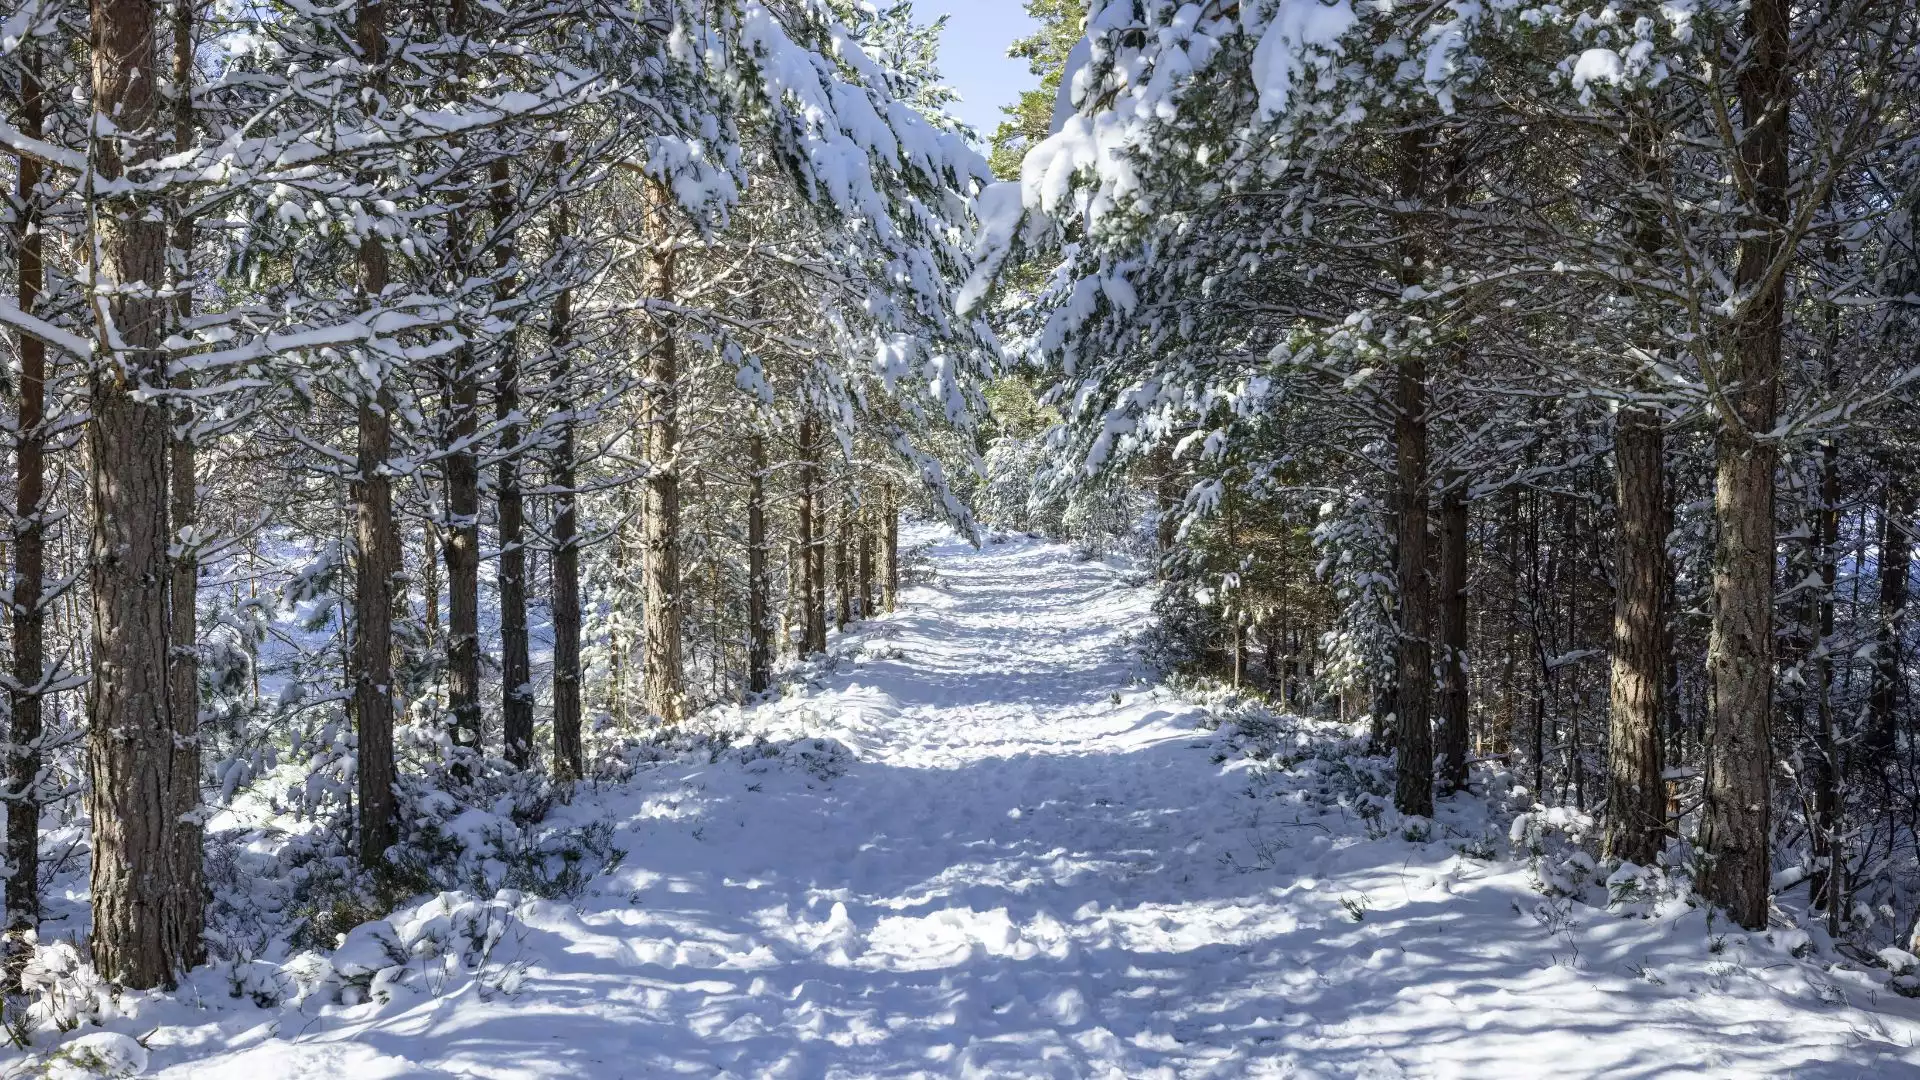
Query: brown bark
1806 434 1841 925
442 387 482 761
1867 475 1912 755
165 0 204 960
834 494 851 630
858 508 875 620
798 415 827 653
882 483 899 613
5 52 47 978
747 433 771 693
490 157 532 767
1436 482 1469 793
639 182 684 723
87 0 201 986
351 0 398 864
1604 406 1667 866
1700 0 1788 930
1392 356 1434 817
549 157 583 780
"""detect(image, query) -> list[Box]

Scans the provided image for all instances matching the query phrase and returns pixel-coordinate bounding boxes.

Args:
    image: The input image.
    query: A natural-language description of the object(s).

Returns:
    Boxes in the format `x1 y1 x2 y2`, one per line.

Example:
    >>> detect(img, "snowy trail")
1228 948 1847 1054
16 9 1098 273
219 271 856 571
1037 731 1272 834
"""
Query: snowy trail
135 532 1920 1078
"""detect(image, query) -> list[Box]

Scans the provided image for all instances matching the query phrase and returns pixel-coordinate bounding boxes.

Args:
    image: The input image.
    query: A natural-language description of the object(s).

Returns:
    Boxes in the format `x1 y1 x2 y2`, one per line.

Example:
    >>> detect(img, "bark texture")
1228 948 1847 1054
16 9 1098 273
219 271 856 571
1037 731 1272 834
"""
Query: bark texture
1392 356 1434 818
86 0 201 986
350 0 397 865
639 183 684 724
1605 406 1667 866
1436 484 1469 793
747 433 771 693
1700 0 1788 930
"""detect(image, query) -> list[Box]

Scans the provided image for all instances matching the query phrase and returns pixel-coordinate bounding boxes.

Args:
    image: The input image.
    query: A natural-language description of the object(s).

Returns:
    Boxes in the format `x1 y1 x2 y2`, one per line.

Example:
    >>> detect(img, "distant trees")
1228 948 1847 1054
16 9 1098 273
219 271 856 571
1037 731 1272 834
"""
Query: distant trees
0 0 990 993
978 0 1920 934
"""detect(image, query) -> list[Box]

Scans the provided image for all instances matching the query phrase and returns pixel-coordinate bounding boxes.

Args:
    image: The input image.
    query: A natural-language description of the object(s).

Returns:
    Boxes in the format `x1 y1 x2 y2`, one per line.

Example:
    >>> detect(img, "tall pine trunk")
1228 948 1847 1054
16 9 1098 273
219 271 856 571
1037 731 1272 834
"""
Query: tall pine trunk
491 158 532 767
5 51 47 980
799 415 827 653
1867 474 1911 755
1392 355 1434 817
549 159 583 780
1605 406 1667 865
1806 433 1841 926
834 495 851 630
165 0 203 952
86 0 201 986
350 0 397 865
1701 0 1789 930
747 433 771 693
882 483 899 613
858 509 875 620
639 182 684 724
1436 482 1469 793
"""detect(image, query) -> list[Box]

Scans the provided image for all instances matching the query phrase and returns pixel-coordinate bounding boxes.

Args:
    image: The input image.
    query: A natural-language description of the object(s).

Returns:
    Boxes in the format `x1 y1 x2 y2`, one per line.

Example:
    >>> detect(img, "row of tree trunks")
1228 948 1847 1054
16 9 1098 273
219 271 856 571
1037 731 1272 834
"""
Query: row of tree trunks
1435 483 1470 793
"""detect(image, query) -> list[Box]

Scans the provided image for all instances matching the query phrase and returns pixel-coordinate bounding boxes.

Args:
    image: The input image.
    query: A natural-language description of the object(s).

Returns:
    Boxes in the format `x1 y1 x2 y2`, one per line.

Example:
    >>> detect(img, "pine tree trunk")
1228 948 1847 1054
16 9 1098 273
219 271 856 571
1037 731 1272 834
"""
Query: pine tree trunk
165 0 203 957
882 483 899 613
834 495 851 630
549 178 583 779
858 511 875 620
350 0 397 868
444 356 482 761
87 0 200 986
1392 356 1435 817
799 415 827 653
1867 475 1911 755
491 158 532 767
5 54 46 981
1807 434 1841 925
1701 0 1788 930
1604 406 1667 866
747 433 771 693
1436 482 1470 793
639 182 684 723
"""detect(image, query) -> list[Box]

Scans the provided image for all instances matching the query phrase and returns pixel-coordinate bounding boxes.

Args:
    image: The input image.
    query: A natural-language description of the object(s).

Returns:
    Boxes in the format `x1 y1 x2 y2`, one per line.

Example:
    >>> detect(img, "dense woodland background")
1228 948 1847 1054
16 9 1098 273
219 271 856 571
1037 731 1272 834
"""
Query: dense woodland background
0 0 1918 1033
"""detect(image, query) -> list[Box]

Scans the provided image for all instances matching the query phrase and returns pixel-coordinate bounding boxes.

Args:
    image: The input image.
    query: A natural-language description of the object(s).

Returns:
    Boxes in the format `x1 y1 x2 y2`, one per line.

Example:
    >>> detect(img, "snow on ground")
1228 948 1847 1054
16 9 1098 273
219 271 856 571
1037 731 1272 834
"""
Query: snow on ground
15 528 1920 1078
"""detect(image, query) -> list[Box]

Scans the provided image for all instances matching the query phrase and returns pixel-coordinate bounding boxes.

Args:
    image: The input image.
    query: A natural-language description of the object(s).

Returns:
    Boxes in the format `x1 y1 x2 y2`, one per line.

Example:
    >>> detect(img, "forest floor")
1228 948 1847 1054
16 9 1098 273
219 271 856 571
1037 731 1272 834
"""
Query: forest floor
19 530 1920 1078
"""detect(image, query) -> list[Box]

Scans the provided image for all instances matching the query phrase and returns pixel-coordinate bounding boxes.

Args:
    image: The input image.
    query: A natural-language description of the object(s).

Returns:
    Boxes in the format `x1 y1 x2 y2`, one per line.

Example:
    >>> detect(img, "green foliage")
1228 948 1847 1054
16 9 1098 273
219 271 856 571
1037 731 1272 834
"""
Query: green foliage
987 0 1083 180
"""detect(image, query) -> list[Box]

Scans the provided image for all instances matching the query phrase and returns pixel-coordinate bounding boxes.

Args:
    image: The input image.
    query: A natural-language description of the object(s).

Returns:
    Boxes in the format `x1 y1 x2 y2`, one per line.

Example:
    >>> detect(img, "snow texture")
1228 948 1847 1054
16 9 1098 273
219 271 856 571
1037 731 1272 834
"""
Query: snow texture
14 528 1920 1077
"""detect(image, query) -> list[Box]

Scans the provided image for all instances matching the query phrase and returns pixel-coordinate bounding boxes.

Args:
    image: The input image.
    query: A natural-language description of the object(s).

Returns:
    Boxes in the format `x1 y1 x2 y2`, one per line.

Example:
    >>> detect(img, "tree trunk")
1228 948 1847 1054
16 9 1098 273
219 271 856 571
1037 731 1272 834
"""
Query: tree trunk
350 0 397 864
165 0 203 954
1700 0 1788 930
1867 474 1911 755
1807 433 1841 928
882 483 899 613
5 53 47 982
1605 406 1667 866
1436 482 1470 793
549 167 583 778
834 494 851 630
1392 356 1434 817
489 158 532 767
858 510 875 620
799 415 827 653
87 0 201 986
443 353 482 762
747 433 771 693
639 182 684 724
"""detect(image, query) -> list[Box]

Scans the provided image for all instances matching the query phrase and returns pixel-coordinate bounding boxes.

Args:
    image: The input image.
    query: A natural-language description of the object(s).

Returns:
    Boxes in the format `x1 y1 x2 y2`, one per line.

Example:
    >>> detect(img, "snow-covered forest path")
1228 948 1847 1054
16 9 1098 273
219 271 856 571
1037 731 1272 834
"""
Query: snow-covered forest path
151 532 1920 1079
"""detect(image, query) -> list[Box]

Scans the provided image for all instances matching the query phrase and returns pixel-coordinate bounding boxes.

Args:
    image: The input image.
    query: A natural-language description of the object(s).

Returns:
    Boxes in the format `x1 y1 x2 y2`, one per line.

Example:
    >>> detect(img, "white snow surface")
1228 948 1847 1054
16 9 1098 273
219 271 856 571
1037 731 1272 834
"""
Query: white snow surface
19 529 1920 1078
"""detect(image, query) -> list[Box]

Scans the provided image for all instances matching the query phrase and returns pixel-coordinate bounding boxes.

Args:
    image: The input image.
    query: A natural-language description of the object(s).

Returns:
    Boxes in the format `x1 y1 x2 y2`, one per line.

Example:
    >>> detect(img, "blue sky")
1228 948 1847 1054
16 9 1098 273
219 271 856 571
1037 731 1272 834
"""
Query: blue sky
934 0 1043 140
